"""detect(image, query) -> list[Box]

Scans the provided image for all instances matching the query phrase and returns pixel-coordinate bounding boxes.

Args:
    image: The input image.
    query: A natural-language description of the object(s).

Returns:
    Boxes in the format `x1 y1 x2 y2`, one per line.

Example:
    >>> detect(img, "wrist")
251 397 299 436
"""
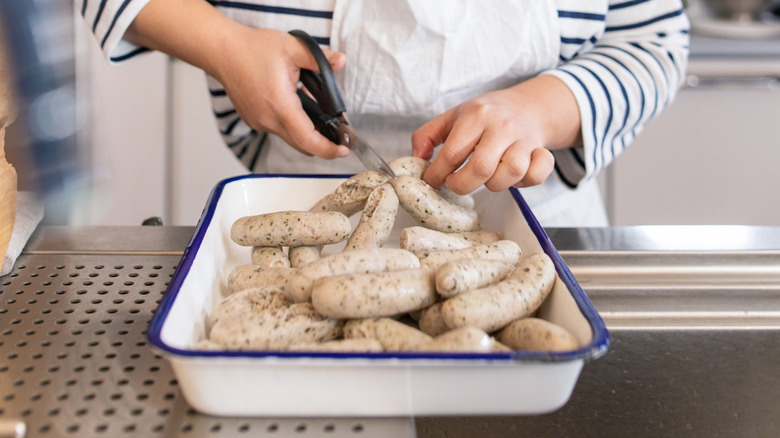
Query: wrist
510 75 582 150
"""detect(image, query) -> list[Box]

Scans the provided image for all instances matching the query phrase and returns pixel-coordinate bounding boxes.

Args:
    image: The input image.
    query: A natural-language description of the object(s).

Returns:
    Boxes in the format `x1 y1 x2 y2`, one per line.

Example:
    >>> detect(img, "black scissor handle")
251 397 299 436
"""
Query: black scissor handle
297 88 340 144
289 29 346 118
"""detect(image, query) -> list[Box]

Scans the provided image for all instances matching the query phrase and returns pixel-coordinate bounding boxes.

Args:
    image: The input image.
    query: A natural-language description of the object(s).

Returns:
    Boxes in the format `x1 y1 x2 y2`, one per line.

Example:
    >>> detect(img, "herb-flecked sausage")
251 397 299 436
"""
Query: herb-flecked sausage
391 175 480 232
344 317 433 351
417 302 449 336
309 171 391 217
412 327 509 353
435 259 516 297
288 338 384 352
418 240 522 271
399 226 500 256
208 300 343 350
227 265 298 296
440 253 556 333
250 246 290 268
495 317 579 352
231 211 351 247
311 268 437 319
289 245 321 267
388 156 430 179
344 184 398 251
288 248 421 302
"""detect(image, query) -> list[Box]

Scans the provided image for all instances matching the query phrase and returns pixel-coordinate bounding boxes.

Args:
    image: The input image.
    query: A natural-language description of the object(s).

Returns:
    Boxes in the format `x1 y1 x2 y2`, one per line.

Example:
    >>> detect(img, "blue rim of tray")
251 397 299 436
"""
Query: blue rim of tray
148 174 610 363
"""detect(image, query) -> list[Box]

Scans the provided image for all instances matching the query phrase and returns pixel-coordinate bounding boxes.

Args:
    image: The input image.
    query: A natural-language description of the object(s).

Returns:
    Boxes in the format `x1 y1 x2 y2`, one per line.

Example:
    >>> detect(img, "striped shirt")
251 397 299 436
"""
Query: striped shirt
78 0 690 188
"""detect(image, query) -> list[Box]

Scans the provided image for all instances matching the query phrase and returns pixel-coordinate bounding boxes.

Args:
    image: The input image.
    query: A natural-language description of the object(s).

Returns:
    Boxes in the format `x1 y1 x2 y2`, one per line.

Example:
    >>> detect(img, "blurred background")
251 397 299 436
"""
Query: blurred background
2 0 780 227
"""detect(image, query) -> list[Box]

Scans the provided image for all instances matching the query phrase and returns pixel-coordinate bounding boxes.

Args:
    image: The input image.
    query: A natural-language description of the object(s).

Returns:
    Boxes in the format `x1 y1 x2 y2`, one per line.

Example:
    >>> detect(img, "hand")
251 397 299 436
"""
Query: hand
212 28 350 159
412 75 581 194
126 0 349 159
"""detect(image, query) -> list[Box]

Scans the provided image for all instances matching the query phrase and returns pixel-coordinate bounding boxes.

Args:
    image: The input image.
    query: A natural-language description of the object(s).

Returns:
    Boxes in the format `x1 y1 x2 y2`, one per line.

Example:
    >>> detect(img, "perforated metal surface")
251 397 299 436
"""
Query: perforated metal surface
0 253 415 438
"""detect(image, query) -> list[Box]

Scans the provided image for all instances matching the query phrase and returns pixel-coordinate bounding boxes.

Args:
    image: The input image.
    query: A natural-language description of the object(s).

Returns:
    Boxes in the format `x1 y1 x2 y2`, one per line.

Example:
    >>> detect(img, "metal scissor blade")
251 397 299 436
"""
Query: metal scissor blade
337 124 397 178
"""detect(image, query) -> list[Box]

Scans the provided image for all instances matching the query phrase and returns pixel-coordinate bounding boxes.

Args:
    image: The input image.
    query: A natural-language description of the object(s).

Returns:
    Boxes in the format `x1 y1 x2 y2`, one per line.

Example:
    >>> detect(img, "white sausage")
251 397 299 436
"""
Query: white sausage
391 175 481 232
288 245 322 267
437 185 475 210
344 318 433 351
206 286 291 331
288 247 421 302
311 268 437 319
227 265 298 297
419 240 522 271
288 338 384 352
417 302 449 337
388 156 430 179
440 253 556 333
399 226 500 256
209 301 343 350
344 183 398 251
231 211 351 247
495 318 579 352
250 246 290 268
435 259 516 297
412 327 505 353
309 171 391 217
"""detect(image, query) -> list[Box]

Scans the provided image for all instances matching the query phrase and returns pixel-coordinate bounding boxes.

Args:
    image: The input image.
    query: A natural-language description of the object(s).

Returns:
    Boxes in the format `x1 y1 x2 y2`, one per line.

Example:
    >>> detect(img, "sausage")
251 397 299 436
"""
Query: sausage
309 171 391 217
250 246 290 268
437 185 475 210
399 226 500 256
288 247 421 302
230 210 351 247
206 286 292 331
440 253 556 333
435 259 516 298
418 240 522 271
288 338 384 352
391 175 481 232
344 184 398 251
412 326 507 353
208 301 343 350
344 317 433 351
388 156 431 179
194 339 223 350
288 245 322 267
311 268 437 319
227 265 298 297
495 317 579 352
417 302 449 336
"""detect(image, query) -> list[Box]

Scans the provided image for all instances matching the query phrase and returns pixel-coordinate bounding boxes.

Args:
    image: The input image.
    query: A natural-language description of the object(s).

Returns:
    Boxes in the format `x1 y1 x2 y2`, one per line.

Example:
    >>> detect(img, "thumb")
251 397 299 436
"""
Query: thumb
323 49 346 71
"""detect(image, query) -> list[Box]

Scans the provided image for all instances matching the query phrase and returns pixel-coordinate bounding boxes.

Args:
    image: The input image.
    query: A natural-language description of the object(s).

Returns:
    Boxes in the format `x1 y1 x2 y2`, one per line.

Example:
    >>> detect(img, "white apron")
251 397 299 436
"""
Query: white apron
252 0 608 227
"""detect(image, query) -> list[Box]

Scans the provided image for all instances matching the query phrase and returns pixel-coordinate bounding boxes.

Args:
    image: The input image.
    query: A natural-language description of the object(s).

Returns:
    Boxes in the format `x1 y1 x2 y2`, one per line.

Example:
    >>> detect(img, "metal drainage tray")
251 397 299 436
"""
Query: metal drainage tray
0 250 414 438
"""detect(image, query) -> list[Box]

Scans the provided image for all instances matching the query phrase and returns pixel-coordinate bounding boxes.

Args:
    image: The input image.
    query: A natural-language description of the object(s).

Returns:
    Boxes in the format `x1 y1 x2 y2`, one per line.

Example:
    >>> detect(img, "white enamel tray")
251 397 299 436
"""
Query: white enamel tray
148 174 609 417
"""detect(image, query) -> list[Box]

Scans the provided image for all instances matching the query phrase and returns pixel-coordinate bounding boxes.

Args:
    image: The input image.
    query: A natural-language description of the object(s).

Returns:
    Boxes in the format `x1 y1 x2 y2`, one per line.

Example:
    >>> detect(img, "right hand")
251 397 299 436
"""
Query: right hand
126 0 349 159
212 27 349 159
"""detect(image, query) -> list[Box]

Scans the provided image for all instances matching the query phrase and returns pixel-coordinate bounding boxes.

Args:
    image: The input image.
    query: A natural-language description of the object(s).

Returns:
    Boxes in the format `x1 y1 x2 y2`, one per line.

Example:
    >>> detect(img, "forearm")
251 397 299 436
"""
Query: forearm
124 0 240 78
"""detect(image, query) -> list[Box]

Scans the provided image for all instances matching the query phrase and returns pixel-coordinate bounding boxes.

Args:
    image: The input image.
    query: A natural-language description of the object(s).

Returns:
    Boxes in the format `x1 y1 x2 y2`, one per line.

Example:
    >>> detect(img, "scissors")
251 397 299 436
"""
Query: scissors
289 29 396 178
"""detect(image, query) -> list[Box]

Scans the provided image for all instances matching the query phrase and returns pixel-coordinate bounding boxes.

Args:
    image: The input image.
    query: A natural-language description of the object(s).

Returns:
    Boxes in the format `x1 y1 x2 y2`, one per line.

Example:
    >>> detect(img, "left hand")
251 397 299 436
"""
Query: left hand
412 75 581 195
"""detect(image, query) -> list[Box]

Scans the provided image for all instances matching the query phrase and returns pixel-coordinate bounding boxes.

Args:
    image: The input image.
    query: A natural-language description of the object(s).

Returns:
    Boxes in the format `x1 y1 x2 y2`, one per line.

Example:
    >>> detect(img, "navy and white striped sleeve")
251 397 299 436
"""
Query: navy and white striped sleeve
75 0 152 63
542 0 690 188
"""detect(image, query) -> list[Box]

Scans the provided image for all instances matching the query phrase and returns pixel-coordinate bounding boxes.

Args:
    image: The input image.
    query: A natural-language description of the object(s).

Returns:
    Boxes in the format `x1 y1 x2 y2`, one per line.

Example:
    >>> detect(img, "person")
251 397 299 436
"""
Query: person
76 0 689 227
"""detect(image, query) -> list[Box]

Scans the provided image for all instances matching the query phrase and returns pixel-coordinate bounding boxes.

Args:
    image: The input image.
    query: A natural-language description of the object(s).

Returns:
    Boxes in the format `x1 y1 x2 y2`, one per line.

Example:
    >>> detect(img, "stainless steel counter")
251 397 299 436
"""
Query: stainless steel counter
1 225 779 437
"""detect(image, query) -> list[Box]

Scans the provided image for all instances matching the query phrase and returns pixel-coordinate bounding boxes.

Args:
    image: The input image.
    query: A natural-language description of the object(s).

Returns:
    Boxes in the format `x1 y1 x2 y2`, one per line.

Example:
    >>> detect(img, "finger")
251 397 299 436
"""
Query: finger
412 107 457 160
322 49 347 71
483 142 531 192
422 114 483 189
444 129 509 195
275 90 349 159
514 148 555 188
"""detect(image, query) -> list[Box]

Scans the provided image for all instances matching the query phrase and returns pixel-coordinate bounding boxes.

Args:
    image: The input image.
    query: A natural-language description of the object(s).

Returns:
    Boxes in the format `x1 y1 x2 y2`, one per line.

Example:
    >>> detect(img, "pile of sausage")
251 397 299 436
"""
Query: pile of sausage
198 157 579 354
